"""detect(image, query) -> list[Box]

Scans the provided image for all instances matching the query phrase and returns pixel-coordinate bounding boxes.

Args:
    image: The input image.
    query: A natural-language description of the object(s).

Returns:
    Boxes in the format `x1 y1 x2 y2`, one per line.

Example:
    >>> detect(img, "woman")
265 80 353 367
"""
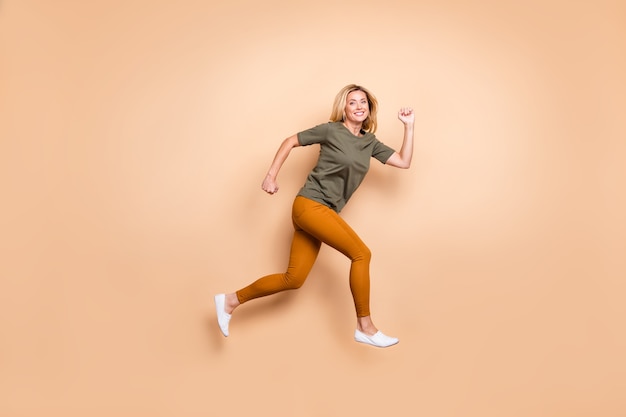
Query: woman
215 84 414 348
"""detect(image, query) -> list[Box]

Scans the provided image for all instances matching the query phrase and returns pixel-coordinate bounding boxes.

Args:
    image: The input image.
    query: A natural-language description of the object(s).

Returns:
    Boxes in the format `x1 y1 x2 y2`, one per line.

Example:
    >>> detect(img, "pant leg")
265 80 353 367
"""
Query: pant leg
235 203 322 304
292 197 372 317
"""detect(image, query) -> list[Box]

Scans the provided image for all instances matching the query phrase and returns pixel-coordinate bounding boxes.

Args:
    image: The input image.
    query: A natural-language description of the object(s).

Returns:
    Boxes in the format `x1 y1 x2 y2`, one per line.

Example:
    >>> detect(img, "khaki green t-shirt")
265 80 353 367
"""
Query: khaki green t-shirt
296 122 396 213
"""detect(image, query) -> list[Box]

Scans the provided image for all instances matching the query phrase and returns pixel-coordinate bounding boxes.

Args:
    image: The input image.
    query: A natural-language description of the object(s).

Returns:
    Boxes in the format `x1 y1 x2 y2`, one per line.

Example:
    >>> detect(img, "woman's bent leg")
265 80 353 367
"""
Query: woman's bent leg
235 227 321 304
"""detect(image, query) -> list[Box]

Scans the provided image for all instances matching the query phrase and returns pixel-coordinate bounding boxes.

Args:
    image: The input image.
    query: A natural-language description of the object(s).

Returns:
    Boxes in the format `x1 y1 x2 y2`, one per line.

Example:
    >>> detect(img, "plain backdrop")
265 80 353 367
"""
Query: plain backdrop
1 0 625 416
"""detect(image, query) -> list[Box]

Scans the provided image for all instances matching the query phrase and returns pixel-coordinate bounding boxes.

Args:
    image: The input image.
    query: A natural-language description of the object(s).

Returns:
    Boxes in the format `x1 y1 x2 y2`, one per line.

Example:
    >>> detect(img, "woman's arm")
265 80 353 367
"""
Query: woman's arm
385 107 415 169
261 134 300 194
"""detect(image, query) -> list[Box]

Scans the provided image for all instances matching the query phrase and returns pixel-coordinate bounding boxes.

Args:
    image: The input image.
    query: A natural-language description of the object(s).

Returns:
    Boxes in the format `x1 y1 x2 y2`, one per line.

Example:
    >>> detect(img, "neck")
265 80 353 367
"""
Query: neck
343 121 363 136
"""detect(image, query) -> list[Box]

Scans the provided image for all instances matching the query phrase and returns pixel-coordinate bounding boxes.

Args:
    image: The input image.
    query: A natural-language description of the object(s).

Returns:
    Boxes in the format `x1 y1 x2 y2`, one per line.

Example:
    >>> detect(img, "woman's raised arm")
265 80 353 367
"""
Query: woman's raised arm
385 107 415 169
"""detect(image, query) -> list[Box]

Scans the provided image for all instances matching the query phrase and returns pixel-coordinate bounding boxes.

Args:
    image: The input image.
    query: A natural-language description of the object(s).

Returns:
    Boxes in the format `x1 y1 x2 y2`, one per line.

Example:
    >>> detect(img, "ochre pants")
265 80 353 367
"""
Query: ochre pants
236 196 372 317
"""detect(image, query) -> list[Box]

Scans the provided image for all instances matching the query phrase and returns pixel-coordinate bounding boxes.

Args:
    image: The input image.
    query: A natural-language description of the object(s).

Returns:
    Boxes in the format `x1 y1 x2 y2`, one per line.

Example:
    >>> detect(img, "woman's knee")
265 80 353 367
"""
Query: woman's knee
281 273 306 290
353 244 371 263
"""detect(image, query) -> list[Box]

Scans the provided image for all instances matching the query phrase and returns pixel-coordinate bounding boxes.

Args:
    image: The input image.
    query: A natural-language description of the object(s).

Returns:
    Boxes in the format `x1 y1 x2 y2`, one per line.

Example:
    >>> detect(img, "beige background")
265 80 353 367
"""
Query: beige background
1 0 625 416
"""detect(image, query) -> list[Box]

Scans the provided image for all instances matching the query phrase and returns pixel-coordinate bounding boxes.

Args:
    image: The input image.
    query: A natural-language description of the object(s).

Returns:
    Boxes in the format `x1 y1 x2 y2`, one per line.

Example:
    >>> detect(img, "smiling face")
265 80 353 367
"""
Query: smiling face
343 90 369 125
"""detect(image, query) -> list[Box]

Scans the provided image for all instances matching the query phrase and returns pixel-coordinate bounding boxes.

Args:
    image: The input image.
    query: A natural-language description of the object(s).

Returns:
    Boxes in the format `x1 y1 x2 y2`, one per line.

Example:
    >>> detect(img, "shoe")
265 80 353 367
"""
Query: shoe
354 329 399 348
214 294 231 337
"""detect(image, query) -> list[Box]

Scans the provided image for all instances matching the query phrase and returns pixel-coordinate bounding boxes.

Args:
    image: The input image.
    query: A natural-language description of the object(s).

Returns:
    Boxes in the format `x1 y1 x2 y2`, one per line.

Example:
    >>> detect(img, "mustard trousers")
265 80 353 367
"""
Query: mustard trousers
236 195 372 317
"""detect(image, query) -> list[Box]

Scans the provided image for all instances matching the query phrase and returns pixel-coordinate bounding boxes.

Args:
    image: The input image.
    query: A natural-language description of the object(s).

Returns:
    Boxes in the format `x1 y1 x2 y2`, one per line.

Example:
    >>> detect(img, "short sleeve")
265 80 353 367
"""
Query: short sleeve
297 123 330 146
371 138 396 164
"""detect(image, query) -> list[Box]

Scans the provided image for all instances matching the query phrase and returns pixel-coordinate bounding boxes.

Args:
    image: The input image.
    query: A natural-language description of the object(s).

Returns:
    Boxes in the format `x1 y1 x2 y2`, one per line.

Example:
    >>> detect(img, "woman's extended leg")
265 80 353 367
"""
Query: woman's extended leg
216 228 320 336
215 198 322 336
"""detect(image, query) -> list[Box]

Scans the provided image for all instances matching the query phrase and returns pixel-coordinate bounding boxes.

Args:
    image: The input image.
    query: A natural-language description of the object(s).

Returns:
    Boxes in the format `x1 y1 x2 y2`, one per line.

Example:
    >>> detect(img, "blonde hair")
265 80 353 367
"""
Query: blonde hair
329 84 379 133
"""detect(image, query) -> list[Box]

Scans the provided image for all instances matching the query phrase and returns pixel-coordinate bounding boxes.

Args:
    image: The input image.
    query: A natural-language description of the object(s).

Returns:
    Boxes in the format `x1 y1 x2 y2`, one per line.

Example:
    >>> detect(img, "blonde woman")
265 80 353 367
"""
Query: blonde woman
215 84 414 348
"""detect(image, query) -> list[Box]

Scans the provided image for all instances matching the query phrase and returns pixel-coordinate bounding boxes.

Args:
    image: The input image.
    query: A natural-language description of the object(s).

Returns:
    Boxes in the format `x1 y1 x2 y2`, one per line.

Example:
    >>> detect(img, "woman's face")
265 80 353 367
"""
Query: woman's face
343 90 369 125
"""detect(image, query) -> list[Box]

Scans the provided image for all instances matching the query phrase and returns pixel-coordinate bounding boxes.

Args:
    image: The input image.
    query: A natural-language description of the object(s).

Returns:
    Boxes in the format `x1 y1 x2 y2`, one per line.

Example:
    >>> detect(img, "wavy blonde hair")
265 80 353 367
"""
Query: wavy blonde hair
329 84 379 133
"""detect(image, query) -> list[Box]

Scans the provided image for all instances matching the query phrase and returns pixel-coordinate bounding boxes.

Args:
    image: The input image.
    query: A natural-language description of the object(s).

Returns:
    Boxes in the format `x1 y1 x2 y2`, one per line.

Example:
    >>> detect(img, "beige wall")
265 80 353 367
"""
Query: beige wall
1 0 625 416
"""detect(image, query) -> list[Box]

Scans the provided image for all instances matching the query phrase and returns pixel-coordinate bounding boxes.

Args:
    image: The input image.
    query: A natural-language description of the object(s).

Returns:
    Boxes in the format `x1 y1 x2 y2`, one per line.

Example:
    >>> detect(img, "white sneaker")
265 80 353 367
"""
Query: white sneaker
214 294 231 337
354 329 399 348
